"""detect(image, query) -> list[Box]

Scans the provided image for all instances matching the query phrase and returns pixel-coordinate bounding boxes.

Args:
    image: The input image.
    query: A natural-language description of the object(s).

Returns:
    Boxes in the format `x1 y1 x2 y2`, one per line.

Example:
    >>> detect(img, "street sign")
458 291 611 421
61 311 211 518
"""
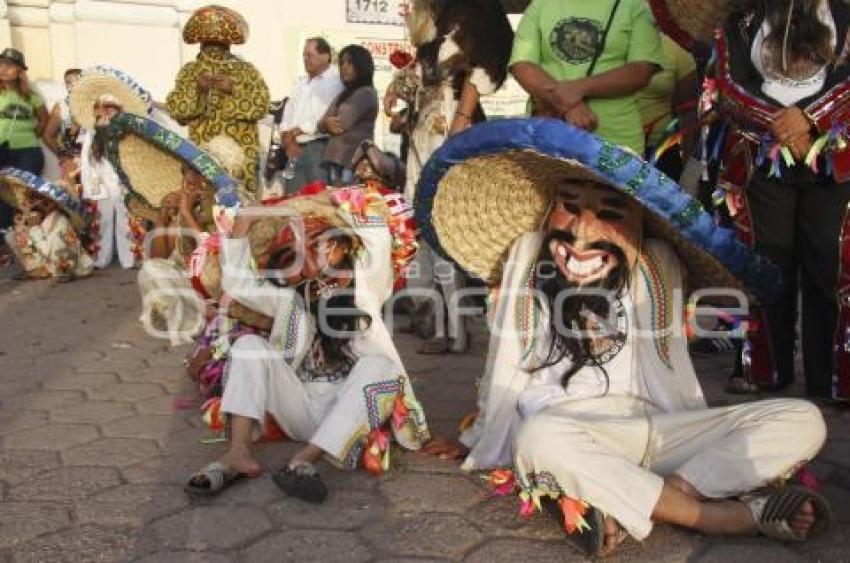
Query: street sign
346 0 405 26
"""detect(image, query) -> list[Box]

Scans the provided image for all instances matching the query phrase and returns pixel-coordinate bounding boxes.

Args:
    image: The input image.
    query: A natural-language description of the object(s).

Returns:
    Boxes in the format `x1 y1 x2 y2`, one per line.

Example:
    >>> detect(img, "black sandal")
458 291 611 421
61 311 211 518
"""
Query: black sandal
271 462 328 503
184 461 247 498
542 497 609 557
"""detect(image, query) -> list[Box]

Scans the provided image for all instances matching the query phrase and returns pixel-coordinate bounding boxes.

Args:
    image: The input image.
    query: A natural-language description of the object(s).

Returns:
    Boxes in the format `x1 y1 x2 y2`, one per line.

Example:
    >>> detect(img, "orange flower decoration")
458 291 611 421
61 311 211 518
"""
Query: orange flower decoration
558 496 591 534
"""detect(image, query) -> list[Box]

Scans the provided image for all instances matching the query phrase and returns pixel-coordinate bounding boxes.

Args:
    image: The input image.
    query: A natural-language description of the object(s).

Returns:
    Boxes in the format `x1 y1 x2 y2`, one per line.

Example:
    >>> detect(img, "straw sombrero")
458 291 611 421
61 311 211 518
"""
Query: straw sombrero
648 0 744 50
415 118 780 303
183 5 249 45
0 167 90 231
247 190 361 261
69 66 152 129
246 184 418 275
105 112 241 209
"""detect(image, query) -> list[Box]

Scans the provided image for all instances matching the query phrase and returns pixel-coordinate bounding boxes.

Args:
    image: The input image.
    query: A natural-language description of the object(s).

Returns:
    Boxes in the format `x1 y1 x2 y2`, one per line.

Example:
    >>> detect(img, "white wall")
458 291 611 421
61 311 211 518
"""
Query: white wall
4 0 527 153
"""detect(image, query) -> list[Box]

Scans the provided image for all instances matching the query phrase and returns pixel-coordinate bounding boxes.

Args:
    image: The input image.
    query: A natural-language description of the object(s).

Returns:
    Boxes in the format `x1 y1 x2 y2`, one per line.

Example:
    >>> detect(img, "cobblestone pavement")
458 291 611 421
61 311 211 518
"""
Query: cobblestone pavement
0 266 849 562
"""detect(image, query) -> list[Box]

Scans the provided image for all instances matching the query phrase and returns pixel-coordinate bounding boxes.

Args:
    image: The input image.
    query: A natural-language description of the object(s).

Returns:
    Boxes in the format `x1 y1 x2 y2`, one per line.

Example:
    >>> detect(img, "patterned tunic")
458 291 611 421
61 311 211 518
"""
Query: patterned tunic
9 211 94 279
166 46 270 197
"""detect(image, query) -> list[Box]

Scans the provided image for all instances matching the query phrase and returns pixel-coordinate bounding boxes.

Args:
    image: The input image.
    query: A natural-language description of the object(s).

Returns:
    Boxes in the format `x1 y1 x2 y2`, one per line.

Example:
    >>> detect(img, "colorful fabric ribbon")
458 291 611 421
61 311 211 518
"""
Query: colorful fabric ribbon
362 427 391 475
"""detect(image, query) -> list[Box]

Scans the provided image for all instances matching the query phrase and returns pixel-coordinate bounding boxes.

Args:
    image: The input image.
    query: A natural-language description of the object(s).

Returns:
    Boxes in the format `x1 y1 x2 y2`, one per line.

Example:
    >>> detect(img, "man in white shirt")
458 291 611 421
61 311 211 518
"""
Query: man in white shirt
280 37 344 194
416 119 832 558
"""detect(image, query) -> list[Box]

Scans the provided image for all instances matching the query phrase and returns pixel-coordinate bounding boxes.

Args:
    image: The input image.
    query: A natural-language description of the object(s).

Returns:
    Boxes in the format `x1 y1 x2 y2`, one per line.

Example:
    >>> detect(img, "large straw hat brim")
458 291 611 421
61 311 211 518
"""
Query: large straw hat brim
248 192 357 260
107 113 241 209
0 167 89 231
117 135 184 208
416 119 780 304
69 69 150 129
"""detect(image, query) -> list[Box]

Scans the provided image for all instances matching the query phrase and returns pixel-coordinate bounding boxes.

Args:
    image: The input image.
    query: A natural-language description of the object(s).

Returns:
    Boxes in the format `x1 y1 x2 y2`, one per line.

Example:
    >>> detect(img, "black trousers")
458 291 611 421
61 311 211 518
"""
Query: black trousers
744 166 850 397
0 143 45 229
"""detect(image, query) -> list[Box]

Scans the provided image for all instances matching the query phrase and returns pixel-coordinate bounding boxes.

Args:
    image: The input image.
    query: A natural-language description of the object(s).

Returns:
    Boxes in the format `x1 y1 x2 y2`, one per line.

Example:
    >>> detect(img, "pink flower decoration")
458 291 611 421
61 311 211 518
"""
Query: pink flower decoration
796 466 820 492
518 493 537 518
486 469 516 496
331 187 368 216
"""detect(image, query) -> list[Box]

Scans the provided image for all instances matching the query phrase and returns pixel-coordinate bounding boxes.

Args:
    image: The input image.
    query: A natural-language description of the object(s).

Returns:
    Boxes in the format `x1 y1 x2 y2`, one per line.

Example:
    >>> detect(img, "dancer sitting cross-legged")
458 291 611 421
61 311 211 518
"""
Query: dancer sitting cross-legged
417 119 832 557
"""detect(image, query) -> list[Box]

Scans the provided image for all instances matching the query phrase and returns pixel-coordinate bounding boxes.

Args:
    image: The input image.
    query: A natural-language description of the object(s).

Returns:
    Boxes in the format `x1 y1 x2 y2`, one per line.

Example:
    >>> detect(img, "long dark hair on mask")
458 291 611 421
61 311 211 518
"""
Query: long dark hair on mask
530 230 631 390
92 125 110 161
763 0 834 77
311 290 372 366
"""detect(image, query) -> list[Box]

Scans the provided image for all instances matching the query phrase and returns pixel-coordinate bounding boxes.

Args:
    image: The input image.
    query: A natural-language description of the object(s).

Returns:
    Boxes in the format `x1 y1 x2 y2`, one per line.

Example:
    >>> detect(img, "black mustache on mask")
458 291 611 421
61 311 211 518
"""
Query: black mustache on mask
530 228 631 391
541 230 627 286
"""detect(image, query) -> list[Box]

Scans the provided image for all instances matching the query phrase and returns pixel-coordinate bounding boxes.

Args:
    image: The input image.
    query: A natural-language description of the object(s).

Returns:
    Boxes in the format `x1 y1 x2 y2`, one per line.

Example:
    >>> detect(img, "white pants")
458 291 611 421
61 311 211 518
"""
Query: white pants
514 396 826 540
95 195 134 269
221 335 403 468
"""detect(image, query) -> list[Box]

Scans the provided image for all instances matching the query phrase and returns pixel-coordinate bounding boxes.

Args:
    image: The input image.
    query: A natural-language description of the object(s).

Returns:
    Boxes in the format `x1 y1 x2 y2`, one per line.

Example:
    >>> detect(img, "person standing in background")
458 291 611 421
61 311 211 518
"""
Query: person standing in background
319 45 378 187
396 0 513 354
280 37 344 194
0 48 48 243
166 5 269 199
509 0 663 155
636 33 698 181
43 68 84 190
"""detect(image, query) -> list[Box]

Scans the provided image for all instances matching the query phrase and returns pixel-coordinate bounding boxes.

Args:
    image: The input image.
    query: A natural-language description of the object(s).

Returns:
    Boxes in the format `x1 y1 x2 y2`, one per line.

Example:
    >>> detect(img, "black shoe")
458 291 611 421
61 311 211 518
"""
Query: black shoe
541 497 606 557
271 463 328 503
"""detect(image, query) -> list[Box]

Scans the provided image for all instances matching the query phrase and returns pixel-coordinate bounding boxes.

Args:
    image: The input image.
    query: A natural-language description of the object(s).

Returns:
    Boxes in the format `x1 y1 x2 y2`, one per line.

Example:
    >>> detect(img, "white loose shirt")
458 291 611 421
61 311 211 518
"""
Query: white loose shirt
280 67 344 144
518 289 639 419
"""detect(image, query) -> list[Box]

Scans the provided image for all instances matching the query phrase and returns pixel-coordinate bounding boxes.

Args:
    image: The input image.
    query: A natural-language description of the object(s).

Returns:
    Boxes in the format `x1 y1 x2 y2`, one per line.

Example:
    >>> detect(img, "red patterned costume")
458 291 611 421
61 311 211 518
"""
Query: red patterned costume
653 0 850 399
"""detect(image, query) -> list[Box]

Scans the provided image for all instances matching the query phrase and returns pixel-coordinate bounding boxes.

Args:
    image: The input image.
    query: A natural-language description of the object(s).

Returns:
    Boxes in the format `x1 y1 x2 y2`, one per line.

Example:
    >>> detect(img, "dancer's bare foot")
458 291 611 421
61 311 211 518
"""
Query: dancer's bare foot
219 446 262 477
596 516 627 557
783 500 816 537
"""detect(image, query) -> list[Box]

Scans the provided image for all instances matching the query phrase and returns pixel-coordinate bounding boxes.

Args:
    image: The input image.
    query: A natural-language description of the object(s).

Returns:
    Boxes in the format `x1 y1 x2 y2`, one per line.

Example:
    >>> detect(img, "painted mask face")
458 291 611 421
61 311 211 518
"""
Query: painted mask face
545 181 643 287
264 221 355 301
181 166 206 192
93 102 121 127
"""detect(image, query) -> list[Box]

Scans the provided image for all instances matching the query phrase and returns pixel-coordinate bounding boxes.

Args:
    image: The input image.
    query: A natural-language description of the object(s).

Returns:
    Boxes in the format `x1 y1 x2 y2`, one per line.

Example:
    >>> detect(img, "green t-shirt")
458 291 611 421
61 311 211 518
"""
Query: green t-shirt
0 90 44 149
636 35 696 148
510 0 663 153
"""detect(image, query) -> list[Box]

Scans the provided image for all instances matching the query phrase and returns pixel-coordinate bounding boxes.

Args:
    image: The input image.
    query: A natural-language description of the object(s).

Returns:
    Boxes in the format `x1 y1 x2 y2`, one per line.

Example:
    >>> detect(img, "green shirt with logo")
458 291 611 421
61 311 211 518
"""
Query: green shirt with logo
0 89 44 149
510 0 663 154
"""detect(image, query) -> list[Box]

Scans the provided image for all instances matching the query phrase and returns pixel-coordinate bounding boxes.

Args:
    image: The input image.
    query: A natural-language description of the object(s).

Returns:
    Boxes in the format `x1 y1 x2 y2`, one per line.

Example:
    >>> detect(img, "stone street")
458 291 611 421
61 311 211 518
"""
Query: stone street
0 266 848 562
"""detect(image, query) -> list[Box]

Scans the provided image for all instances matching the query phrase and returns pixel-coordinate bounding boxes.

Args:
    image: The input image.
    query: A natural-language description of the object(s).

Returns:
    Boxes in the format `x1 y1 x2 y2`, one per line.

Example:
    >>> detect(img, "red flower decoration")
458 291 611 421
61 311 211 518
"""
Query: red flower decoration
389 50 414 70
296 181 327 196
486 469 517 496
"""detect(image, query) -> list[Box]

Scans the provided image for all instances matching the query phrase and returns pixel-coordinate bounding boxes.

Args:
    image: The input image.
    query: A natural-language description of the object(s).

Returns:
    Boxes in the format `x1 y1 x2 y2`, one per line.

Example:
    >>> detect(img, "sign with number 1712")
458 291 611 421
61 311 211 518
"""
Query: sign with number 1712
346 0 405 25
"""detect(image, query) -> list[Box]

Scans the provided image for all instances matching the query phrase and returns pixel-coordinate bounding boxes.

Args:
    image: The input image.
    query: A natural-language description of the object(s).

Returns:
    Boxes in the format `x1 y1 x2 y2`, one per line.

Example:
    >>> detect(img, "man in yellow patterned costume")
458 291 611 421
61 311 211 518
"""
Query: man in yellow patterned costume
166 5 269 198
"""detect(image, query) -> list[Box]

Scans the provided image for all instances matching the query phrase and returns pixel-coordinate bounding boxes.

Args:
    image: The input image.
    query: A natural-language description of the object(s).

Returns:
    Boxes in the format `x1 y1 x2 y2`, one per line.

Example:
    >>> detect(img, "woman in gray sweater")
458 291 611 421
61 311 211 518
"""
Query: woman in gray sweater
319 45 378 186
